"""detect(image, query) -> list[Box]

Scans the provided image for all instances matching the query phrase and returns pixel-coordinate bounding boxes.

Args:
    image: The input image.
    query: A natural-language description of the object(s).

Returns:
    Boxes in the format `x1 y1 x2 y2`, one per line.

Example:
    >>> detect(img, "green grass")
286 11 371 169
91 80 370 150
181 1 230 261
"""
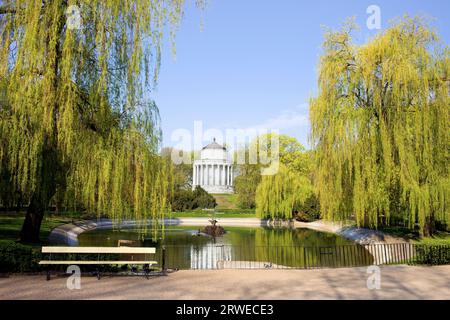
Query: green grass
378 225 450 245
412 231 450 246
211 193 239 209
169 208 256 219
0 211 94 245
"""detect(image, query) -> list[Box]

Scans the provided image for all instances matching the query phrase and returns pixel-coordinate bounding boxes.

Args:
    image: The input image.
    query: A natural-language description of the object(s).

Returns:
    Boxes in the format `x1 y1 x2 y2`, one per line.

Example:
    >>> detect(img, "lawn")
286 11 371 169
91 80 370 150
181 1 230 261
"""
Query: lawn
169 208 256 219
378 225 450 245
212 193 239 210
412 231 450 246
0 211 93 245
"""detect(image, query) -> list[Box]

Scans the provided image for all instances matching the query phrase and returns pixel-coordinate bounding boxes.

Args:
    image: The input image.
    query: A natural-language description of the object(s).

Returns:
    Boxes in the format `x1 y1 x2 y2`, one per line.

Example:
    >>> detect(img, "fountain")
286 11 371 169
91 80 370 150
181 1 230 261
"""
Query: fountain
202 218 226 237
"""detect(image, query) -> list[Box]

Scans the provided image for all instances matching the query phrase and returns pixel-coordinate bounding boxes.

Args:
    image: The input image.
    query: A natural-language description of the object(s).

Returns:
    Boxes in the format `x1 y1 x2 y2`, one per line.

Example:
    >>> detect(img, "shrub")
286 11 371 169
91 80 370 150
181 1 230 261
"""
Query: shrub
171 189 197 211
171 186 216 212
192 186 216 209
0 241 124 273
412 245 450 265
294 194 321 222
0 241 42 273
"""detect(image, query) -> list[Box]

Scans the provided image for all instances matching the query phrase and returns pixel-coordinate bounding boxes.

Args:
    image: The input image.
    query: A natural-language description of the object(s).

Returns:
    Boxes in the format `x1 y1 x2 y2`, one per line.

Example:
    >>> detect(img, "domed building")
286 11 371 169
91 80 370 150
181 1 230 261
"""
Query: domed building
192 139 234 194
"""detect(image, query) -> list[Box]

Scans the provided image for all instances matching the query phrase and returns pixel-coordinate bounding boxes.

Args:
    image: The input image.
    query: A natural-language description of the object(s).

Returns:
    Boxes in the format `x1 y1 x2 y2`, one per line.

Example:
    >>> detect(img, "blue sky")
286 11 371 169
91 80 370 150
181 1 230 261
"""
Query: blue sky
153 0 450 150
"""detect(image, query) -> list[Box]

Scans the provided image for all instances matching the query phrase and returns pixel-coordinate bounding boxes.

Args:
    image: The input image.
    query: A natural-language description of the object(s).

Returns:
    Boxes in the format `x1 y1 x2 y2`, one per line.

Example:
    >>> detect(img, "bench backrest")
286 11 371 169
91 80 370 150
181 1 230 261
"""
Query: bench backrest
42 247 156 254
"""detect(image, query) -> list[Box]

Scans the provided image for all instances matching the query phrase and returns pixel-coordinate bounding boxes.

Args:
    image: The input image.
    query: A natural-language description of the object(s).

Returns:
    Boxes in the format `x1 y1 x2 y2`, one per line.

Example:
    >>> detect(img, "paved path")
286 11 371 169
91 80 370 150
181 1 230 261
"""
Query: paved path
1 266 449 300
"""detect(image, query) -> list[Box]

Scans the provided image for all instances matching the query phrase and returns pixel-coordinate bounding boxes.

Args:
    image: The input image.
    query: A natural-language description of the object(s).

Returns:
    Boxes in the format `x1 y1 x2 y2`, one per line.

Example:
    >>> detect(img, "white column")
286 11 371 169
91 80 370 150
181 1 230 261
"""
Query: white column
215 164 220 186
196 165 200 185
226 165 229 186
206 164 210 185
224 165 227 186
193 164 196 187
221 165 225 186
230 166 233 186
200 164 203 186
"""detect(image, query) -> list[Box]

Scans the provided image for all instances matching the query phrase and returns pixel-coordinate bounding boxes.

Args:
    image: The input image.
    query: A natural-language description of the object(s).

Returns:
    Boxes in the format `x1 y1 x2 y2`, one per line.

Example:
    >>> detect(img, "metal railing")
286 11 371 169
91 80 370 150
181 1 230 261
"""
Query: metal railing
159 243 450 270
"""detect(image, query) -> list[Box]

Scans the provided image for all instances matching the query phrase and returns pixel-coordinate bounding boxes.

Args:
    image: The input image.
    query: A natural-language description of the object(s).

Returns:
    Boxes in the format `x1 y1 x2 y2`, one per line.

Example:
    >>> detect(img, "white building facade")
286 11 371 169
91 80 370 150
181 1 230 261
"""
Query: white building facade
192 139 234 194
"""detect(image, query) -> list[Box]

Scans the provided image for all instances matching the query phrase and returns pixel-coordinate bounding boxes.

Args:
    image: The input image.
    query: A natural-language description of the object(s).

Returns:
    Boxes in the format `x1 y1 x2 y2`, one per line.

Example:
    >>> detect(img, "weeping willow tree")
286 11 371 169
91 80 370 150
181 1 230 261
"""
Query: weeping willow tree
255 134 315 220
0 0 201 242
256 164 314 220
310 17 449 236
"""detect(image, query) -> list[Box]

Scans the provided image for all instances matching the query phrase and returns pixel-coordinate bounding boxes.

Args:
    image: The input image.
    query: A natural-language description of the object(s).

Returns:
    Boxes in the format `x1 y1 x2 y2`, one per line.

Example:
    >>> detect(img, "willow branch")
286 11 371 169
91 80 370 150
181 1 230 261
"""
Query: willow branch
0 5 16 15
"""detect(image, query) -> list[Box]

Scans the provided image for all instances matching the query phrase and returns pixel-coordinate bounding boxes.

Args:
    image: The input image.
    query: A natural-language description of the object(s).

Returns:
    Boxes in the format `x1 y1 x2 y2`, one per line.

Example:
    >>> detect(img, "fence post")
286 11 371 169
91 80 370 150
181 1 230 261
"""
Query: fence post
162 245 166 272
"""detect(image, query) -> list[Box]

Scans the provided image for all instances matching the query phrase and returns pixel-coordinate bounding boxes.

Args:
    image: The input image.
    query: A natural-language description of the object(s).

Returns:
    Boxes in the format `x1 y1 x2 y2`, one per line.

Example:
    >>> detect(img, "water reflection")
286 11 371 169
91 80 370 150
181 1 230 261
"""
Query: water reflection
78 226 373 269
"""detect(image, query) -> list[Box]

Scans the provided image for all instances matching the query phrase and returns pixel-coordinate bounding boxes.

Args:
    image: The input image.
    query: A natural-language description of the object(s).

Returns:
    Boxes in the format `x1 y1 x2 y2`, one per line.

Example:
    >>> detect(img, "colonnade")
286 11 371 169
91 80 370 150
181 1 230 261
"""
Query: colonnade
193 163 233 187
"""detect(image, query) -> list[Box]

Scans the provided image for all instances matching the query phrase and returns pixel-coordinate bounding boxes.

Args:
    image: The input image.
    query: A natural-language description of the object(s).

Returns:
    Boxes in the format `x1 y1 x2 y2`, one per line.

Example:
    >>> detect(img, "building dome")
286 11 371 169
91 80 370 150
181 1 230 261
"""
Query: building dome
202 138 226 150
193 139 234 194
200 138 229 162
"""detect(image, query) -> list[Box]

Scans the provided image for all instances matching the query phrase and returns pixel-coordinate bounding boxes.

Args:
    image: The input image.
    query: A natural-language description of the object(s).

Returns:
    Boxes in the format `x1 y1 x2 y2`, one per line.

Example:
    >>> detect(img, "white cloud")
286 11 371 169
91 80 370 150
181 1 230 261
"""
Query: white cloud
245 104 309 133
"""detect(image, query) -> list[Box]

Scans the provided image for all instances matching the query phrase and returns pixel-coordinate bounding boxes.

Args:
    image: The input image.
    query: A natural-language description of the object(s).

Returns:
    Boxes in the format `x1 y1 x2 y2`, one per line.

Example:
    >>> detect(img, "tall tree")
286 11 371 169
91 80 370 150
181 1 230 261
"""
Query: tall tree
310 17 449 235
255 164 314 220
254 135 315 220
0 0 197 242
236 134 314 210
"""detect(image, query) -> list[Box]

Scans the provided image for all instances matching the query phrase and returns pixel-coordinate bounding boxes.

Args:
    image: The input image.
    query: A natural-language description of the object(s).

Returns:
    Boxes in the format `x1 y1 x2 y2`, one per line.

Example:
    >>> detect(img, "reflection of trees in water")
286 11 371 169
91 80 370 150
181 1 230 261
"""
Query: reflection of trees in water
79 227 373 269
251 228 373 268
253 228 302 267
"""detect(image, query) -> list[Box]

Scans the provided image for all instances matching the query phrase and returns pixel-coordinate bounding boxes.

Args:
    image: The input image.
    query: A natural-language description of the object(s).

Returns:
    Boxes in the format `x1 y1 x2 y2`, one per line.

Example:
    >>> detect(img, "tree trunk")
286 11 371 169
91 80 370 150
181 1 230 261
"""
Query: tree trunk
423 216 436 237
19 144 58 243
20 196 46 243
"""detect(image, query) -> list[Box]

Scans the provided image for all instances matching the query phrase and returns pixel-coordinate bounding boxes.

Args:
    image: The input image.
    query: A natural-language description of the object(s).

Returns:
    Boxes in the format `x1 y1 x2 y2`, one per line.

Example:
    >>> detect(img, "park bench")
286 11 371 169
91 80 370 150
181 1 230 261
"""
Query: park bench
39 246 157 280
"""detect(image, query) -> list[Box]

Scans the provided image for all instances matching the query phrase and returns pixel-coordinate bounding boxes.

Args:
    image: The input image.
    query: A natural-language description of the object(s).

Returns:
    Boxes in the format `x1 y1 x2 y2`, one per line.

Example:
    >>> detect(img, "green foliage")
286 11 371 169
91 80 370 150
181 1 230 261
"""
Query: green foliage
0 240 126 273
192 186 217 208
256 164 314 220
253 134 317 220
261 133 312 175
0 241 41 273
234 163 261 209
412 245 450 265
294 194 321 222
171 189 196 212
171 186 216 212
170 209 255 218
0 1 203 240
310 17 450 235
161 148 194 190
235 134 314 210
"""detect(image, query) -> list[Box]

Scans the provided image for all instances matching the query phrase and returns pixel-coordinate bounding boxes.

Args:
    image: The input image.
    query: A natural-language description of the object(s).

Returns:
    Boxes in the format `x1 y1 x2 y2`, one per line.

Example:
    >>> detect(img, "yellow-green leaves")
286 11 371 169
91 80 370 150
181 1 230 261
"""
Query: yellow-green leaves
0 1 190 237
310 17 449 235
256 164 314 220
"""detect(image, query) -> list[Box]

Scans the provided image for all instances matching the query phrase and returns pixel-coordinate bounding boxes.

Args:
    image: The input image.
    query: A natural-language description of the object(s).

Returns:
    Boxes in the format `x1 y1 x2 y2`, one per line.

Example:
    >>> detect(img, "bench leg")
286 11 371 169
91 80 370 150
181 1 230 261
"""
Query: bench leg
46 270 51 281
144 264 150 279
96 268 100 280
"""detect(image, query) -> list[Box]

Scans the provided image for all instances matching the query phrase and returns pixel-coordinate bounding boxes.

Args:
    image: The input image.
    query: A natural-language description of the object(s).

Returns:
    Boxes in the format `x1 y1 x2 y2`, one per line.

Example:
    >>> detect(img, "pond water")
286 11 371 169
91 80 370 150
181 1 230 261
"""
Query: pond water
78 226 374 269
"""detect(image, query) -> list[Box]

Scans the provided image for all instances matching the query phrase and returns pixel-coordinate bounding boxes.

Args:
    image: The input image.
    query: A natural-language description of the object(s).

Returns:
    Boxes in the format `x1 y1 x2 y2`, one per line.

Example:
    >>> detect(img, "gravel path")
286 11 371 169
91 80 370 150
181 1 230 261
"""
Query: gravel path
1 265 449 300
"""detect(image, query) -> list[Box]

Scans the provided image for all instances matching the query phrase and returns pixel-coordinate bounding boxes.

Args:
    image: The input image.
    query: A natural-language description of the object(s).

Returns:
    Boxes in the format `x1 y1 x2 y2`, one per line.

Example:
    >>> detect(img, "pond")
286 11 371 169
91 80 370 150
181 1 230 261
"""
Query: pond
78 226 374 269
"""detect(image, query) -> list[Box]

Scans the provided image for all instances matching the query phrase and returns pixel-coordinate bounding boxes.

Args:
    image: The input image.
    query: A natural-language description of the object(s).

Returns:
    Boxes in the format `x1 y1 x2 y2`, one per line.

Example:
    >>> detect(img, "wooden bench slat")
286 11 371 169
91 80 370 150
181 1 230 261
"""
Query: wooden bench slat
39 261 158 265
41 247 156 254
